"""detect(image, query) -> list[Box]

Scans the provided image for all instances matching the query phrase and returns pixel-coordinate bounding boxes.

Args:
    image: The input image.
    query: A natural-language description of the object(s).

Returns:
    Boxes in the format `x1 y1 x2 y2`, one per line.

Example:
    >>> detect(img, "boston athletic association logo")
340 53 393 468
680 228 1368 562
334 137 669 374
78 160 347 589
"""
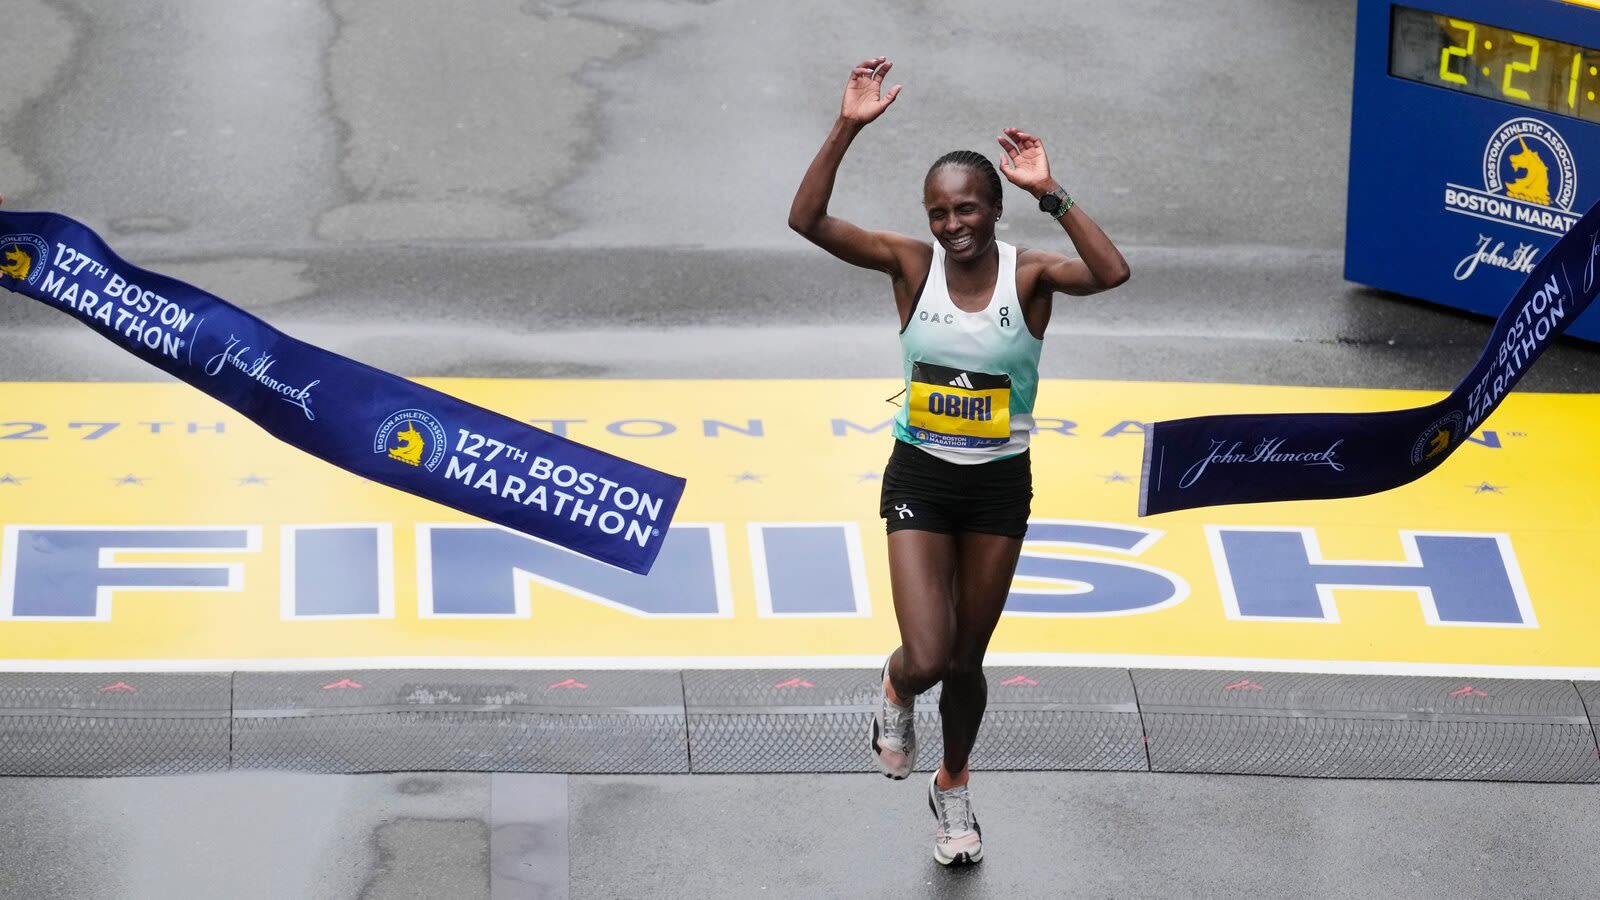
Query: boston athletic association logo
374 409 448 472
1484 121 1575 214
1444 118 1578 238
0 234 50 287
1410 411 1464 466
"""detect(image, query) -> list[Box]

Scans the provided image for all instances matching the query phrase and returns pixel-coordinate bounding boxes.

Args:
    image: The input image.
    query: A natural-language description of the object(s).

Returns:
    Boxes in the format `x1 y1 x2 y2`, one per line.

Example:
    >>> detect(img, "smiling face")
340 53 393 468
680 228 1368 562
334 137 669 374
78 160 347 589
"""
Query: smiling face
924 165 1000 264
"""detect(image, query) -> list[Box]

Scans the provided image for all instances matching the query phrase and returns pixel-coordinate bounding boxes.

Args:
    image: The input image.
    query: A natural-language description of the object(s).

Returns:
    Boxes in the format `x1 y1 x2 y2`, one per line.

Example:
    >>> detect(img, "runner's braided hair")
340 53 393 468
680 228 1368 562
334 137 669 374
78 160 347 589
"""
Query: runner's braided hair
925 150 1003 207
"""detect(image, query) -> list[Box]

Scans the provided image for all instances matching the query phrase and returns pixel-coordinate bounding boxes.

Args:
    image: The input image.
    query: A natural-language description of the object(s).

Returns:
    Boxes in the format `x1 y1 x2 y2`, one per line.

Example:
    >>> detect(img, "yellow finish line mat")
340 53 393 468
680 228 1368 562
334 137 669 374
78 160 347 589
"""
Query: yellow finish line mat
0 378 1596 675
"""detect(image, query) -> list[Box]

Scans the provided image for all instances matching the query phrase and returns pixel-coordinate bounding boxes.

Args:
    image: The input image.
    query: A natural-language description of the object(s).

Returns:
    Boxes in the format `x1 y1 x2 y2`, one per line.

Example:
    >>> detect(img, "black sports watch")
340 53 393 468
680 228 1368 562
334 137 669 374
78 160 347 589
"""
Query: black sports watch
1037 187 1073 219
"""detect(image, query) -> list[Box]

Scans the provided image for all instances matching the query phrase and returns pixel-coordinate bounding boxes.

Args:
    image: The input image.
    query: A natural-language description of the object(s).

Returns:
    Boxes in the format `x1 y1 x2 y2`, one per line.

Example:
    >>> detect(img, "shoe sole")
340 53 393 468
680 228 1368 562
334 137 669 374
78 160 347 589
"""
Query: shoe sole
934 848 983 866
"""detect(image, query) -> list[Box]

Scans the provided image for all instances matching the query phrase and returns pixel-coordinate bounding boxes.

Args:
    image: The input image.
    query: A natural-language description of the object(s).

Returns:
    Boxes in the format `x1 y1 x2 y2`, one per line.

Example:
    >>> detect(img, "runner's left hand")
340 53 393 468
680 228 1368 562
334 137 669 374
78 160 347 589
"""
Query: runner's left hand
997 128 1057 197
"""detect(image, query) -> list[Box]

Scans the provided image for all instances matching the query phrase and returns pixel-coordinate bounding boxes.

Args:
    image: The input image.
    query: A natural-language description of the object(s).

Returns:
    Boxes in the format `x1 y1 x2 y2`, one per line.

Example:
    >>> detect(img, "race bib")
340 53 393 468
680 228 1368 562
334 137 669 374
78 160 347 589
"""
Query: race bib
907 361 1011 448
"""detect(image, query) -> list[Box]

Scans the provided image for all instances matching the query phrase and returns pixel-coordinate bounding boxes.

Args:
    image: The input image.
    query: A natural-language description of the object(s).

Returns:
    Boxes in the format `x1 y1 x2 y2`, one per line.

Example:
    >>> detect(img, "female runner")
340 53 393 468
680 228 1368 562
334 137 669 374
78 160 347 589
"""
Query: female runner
788 57 1130 866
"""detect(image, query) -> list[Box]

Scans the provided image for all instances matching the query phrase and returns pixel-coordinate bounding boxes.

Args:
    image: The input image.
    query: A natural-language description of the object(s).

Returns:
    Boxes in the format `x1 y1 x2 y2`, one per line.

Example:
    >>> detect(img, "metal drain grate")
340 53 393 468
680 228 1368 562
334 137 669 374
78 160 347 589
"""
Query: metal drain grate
0 673 231 776
683 667 1145 774
232 670 688 774
1135 670 1600 782
4 668 1599 780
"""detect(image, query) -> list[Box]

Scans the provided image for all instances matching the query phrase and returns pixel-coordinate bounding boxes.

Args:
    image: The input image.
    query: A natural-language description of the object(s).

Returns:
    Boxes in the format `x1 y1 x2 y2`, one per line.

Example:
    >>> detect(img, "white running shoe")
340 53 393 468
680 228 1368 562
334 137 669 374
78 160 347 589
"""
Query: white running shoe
927 772 983 866
868 659 916 779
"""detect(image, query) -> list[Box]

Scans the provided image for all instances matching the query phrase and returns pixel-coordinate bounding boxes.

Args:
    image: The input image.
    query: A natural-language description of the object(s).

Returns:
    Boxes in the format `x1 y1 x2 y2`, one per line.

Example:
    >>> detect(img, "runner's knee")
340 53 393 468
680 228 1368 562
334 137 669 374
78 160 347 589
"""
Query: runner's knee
900 643 952 689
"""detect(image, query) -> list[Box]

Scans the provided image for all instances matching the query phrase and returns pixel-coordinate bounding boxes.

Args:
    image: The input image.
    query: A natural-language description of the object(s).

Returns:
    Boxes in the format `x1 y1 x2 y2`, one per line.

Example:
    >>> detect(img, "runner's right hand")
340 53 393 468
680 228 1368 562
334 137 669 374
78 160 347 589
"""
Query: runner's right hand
840 57 901 125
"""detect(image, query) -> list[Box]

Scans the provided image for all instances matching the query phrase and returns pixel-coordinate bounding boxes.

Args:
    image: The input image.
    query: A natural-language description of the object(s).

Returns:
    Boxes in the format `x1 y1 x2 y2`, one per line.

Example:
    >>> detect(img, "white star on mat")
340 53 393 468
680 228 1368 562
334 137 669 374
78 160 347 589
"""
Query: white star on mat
236 474 271 486
732 472 764 483
1100 471 1132 484
112 474 147 486
856 471 881 482
1469 481 1506 494
0 474 23 485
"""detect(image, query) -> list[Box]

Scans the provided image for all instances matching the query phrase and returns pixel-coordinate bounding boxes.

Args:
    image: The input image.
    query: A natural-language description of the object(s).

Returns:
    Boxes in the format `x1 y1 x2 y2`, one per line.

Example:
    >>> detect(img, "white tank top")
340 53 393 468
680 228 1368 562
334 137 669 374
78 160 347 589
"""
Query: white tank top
893 240 1043 464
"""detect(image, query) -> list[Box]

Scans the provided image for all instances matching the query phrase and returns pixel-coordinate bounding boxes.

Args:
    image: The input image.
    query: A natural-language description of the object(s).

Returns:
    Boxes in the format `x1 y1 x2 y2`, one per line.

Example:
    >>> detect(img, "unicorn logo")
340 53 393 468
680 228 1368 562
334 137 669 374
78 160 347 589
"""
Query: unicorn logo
0 235 49 286
1480 119 1576 218
1504 138 1551 206
373 409 449 472
0 246 31 281
387 420 426 466
1410 412 1464 466
1426 428 1451 459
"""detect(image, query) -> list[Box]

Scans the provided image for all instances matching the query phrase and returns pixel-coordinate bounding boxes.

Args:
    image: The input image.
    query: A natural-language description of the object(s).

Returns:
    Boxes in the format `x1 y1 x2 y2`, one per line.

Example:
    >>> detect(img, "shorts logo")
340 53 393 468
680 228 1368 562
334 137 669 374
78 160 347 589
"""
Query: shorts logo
1411 412 1464 466
895 503 913 519
374 409 448 472
0 234 50 287
1443 118 1579 237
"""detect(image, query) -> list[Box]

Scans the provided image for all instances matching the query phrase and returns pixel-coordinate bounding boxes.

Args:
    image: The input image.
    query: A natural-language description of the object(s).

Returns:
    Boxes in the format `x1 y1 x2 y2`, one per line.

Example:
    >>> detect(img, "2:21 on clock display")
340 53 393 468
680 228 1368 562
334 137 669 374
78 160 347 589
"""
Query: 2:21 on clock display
1390 4 1600 124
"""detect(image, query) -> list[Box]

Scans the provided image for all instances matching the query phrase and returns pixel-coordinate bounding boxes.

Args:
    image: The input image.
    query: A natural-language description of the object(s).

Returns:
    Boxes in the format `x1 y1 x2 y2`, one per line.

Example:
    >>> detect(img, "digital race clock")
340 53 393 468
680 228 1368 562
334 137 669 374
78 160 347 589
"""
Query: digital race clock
1345 0 1600 340
1390 6 1600 124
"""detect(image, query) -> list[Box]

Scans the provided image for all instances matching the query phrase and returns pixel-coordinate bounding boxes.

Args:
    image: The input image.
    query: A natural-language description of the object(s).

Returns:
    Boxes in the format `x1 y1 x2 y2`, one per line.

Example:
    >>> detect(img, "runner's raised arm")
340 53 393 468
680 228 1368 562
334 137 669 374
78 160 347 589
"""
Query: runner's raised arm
788 58 925 280
997 127 1130 298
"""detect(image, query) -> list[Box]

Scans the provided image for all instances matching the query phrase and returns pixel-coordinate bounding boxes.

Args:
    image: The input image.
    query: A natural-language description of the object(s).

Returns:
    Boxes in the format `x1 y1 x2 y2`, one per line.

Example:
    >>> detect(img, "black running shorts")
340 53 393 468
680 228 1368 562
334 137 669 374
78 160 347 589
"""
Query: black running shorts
878 439 1032 538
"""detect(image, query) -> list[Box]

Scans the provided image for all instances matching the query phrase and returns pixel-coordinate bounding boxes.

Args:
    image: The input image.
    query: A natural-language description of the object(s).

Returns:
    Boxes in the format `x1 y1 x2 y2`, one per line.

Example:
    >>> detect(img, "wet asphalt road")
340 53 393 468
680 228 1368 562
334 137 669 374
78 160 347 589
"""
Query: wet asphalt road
3 0 1597 389
4 2 1600 899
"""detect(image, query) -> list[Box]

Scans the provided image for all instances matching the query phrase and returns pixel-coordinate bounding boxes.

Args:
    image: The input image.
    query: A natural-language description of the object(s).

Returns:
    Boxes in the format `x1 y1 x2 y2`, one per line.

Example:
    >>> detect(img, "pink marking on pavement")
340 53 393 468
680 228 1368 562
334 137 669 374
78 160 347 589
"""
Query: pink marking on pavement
322 678 363 690
1224 679 1264 691
1000 675 1039 687
1451 685 1489 698
548 678 588 690
99 682 136 693
773 678 815 689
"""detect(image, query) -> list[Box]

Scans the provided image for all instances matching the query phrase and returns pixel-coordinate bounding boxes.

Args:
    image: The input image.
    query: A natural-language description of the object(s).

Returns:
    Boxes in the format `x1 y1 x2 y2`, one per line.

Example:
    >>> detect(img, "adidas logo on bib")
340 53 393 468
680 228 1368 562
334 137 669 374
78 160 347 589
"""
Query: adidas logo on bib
948 372 974 389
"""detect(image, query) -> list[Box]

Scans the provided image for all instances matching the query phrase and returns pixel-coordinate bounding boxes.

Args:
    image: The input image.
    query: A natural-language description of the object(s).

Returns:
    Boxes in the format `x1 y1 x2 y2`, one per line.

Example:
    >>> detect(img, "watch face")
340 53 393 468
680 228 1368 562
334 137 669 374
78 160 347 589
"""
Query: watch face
1038 193 1061 213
